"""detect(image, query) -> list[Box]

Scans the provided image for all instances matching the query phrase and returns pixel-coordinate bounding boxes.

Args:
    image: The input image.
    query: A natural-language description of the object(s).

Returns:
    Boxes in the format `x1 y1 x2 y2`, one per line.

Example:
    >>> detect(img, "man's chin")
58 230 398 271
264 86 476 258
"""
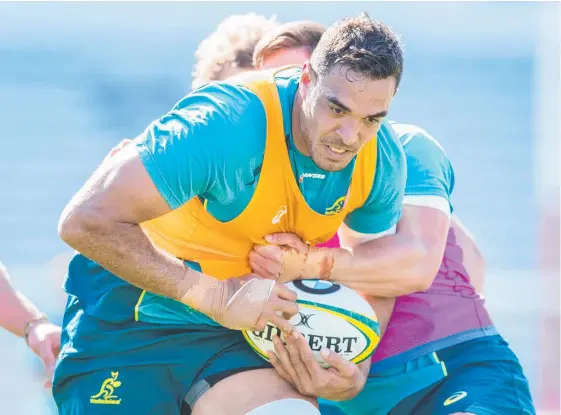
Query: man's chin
312 155 350 172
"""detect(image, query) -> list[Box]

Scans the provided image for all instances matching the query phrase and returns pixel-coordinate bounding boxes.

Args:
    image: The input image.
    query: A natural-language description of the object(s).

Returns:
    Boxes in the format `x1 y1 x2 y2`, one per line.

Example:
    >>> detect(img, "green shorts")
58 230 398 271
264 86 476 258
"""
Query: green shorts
53 295 270 414
320 352 445 415
321 336 535 415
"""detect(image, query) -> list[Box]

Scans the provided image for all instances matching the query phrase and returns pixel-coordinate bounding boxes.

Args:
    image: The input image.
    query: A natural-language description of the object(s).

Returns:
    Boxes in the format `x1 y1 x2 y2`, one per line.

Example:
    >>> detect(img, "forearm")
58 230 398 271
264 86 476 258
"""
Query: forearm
0 265 44 337
330 233 430 297
278 234 430 296
328 206 450 297
58 213 219 309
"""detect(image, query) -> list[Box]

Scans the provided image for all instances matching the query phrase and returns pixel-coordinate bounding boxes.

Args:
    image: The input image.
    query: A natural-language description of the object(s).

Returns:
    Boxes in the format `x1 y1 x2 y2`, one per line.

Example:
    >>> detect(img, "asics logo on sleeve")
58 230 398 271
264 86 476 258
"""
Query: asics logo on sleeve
443 391 468 406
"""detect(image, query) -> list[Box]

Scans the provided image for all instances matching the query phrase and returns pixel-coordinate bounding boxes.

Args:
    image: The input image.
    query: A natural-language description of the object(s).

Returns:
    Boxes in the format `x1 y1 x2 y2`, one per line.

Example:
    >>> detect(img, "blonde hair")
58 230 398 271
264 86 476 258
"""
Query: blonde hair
192 13 279 89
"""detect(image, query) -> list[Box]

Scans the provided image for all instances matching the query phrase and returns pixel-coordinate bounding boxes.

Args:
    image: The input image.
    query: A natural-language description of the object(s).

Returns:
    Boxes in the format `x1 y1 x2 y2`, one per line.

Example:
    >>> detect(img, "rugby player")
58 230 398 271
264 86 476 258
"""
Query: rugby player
53 15 407 415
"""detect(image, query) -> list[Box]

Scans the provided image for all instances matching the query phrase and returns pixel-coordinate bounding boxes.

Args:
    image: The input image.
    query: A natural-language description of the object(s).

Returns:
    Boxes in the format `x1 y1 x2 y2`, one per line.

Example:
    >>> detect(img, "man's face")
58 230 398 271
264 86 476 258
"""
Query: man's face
260 47 312 69
298 64 396 172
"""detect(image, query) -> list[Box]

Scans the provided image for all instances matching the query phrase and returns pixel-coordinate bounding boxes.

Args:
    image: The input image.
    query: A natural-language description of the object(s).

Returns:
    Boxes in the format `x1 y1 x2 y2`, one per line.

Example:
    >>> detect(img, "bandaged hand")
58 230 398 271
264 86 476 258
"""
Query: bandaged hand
250 233 352 283
180 271 298 332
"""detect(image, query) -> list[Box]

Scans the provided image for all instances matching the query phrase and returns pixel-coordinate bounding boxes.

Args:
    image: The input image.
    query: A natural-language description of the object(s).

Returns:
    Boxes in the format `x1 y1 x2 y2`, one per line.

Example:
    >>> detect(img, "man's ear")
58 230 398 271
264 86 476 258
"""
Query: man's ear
300 61 313 89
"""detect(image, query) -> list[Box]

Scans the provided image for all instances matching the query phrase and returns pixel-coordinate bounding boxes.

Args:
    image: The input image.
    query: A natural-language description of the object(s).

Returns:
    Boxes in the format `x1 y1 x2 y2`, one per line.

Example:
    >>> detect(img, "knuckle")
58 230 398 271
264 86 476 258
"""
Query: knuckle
302 385 315 396
276 318 287 329
289 303 299 315
273 321 285 333
282 324 294 335
282 322 295 335
301 353 314 364
279 286 290 296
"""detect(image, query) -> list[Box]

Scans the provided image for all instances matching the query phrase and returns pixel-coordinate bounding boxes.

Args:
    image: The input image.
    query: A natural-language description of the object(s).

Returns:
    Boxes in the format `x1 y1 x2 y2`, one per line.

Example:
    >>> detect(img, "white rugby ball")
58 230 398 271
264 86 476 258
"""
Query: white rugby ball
243 280 380 368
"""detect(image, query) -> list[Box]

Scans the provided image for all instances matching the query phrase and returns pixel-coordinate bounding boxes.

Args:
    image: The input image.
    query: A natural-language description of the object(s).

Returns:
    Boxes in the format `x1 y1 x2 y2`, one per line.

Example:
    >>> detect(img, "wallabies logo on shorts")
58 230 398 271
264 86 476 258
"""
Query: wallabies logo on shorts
90 371 122 405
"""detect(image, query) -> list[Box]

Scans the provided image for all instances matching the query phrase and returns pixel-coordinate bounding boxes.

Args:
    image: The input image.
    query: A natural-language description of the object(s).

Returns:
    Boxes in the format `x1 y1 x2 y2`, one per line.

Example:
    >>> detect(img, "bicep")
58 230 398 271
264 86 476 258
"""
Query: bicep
397 205 450 261
63 83 266 227
341 204 449 253
134 115 214 210
338 222 396 250
64 143 172 226
133 83 266 209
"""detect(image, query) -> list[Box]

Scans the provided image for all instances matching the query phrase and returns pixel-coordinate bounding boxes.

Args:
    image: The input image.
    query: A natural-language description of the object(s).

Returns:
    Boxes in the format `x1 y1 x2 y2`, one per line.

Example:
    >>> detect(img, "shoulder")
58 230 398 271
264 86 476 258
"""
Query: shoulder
174 82 267 139
389 121 448 159
388 120 455 205
134 82 269 208
156 82 268 161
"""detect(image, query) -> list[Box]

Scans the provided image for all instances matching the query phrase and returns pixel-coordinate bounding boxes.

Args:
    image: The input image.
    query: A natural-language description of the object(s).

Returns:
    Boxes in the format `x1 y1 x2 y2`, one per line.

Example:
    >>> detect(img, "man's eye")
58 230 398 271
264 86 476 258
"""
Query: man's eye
365 117 380 125
331 107 344 115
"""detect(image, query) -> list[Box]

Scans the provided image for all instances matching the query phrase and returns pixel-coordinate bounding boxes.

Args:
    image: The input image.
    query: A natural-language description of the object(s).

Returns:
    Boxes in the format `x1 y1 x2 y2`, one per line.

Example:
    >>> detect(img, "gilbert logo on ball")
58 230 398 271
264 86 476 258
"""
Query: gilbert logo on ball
243 280 380 368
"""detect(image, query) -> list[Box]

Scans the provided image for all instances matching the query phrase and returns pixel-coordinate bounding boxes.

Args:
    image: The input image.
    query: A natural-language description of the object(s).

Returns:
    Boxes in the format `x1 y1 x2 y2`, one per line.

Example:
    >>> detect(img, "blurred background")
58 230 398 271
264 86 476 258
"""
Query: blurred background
0 1 559 413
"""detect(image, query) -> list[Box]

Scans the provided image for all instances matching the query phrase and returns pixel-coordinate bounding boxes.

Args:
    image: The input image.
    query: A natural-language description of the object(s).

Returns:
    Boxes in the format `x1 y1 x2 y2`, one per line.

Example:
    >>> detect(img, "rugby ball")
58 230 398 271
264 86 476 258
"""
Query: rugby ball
243 280 380 368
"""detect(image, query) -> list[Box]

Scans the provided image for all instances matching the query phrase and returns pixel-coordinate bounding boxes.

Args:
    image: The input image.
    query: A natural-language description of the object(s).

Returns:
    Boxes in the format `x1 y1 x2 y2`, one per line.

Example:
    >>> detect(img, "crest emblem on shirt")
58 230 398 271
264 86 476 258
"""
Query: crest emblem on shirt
325 196 346 215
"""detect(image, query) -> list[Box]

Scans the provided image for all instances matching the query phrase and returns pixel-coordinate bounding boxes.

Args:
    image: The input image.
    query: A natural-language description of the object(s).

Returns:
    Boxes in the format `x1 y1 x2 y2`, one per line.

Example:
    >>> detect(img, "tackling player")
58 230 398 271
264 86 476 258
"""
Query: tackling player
250 20 535 415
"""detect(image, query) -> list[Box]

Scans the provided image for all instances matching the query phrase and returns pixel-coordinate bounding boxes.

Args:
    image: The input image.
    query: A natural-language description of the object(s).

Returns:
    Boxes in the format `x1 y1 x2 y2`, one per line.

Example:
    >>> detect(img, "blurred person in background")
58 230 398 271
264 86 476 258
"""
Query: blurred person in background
53 14 409 415
248 20 535 415
0 262 61 388
191 13 279 90
252 20 326 74
105 12 280 162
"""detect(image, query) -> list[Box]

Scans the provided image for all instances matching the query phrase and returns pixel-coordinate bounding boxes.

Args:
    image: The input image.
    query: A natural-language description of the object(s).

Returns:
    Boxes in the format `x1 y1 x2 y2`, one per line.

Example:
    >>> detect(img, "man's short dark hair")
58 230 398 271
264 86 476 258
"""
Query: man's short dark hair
310 14 403 88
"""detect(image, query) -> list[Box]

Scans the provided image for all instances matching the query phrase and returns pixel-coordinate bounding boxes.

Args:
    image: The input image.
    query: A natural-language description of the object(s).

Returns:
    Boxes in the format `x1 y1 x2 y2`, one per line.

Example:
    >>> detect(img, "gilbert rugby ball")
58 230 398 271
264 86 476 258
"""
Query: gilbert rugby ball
243 280 380 368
